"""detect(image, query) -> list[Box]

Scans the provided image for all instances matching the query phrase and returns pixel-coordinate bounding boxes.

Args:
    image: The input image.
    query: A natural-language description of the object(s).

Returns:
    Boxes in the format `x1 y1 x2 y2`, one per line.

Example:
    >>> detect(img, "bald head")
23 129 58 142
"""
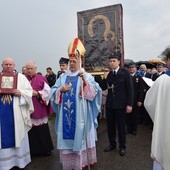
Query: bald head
25 60 37 68
2 56 14 65
1 56 15 72
25 60 37 76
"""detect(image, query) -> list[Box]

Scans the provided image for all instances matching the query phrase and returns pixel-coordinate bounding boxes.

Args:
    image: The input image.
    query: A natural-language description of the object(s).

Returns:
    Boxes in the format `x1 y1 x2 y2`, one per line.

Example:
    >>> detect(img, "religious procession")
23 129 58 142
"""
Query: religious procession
0 3 170 170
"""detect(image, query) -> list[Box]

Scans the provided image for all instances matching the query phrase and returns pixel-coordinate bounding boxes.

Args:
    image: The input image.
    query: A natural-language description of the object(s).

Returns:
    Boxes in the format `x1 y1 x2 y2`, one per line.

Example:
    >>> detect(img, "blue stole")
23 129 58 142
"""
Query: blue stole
62 75 78 140
0 95 15 148
166 70 170 76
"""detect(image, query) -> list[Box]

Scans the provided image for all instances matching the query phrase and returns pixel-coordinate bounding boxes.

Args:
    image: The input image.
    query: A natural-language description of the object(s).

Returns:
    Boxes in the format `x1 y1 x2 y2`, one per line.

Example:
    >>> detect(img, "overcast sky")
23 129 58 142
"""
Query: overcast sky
0 0 169 74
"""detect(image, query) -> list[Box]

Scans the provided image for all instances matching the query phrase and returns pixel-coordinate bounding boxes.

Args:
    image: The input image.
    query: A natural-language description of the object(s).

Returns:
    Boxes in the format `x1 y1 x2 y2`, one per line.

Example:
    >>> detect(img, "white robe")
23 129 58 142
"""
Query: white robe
50 70 102 169
13 73 34 147
144 74 170 170
0 73 34 169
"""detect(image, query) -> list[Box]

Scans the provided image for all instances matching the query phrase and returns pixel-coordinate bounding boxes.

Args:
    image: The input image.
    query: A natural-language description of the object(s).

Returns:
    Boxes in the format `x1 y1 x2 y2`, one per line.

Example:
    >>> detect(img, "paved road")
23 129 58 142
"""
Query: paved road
25 118 153 170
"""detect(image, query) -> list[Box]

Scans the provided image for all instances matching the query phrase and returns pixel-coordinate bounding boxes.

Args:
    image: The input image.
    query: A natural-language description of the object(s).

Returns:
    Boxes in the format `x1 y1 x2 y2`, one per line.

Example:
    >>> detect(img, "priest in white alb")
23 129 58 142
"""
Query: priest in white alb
0 57 33 170
144 47 170 170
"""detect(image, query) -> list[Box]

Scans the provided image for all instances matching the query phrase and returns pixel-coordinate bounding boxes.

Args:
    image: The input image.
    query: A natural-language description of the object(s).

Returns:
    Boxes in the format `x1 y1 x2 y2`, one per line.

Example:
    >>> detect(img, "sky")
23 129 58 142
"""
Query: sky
0 0 170 74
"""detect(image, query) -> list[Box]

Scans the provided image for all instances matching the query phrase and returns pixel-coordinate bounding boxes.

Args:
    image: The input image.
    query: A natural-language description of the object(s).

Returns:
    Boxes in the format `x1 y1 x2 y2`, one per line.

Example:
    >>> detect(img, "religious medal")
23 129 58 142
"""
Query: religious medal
136 78 139 83
107 83 115 94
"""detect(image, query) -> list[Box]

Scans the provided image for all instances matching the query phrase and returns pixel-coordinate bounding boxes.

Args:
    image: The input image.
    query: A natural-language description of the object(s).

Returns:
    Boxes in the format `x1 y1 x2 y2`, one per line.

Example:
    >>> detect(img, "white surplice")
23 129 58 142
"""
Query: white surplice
0 73 34 169
144 74 170 170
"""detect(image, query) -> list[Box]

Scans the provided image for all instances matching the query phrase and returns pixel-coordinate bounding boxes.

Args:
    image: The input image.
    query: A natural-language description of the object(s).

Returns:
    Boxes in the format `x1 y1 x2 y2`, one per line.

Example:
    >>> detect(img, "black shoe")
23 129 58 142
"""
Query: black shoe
104 145 116 152
119 148 126 156
10 167 25 170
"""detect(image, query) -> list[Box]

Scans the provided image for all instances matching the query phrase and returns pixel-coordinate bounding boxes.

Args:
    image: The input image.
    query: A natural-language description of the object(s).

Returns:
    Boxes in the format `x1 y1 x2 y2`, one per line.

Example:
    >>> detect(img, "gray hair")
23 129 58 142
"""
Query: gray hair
25 60 37 68
2 56 15 65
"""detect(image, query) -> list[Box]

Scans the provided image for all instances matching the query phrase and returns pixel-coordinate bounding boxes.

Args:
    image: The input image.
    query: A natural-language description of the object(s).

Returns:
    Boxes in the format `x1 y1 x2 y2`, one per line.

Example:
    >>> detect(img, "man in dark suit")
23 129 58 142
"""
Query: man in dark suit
101 52 134 156
152 63 165 81
126 63 145 135
139 64 152 125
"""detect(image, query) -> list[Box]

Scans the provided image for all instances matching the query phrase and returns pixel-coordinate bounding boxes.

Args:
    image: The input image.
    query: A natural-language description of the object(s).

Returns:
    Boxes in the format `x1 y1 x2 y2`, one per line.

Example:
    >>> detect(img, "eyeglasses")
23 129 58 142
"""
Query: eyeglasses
104 70 109 72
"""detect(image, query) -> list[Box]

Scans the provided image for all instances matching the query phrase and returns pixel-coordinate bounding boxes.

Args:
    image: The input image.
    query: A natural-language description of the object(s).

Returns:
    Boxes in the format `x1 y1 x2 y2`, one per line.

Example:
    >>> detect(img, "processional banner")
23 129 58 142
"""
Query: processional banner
77 4 124 73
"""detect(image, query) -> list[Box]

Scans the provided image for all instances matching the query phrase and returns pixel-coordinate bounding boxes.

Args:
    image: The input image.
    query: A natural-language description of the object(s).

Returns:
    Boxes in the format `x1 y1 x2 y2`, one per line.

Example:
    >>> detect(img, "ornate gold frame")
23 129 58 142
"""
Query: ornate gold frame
0 72 18 94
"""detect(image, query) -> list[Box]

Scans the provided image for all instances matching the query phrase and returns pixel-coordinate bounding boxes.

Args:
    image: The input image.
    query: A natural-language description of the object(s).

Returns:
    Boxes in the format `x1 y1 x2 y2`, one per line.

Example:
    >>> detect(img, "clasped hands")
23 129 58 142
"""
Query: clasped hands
60 84 72 93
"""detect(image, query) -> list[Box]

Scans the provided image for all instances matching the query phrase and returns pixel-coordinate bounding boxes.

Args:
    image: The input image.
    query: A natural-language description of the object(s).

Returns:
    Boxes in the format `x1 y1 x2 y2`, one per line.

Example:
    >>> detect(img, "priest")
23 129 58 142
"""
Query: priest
0 57 34 170
144 46 170 170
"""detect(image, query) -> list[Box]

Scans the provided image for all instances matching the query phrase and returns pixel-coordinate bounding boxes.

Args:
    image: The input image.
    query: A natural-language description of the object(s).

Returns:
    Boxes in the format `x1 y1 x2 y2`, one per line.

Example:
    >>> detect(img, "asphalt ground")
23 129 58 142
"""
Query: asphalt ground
25 118 153 170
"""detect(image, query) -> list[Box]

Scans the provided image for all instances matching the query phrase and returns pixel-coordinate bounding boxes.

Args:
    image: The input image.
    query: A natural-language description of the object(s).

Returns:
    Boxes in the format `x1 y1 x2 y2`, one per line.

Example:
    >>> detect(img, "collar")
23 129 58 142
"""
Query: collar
157 72 163 75
27 74 36 80
131 73 136 76
112 67 119 74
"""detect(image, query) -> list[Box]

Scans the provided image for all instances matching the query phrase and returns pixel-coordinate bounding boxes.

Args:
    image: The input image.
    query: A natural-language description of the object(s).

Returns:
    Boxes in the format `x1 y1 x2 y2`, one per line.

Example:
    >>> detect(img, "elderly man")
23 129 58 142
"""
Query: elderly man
144 46 170 170
25 61 54 156
50 38 102 170
139 64 152 78
0 57 34 170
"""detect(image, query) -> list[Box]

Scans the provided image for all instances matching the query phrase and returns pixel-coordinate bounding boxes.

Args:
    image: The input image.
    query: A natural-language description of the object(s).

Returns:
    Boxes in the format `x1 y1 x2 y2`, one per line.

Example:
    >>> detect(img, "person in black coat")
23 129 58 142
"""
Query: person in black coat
152 63 165 81
139 64 152 125
101 52 134 156
45 67 56 87
126 63 145 135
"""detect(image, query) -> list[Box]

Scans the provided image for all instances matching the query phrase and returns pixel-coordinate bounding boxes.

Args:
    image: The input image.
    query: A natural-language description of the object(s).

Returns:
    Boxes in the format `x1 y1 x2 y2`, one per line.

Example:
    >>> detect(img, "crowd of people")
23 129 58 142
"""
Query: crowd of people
0 41 169 170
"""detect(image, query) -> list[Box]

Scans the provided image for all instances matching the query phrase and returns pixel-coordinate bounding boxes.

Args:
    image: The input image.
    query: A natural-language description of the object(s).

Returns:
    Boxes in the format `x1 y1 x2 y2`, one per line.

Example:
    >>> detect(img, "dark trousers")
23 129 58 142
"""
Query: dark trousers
106 108 126 149
28 123 54 155
140 105 152 125
126 106 139 132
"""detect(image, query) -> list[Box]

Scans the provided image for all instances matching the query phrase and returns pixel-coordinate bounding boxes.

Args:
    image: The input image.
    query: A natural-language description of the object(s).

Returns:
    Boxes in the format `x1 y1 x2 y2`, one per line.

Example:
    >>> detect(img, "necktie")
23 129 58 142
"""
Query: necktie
113 71 116 75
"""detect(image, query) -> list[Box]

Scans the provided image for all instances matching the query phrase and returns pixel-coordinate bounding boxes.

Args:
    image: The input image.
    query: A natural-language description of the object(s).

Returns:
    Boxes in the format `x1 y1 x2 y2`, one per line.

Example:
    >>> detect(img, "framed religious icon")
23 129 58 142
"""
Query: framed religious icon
77 4 124 75
0 72 18 94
